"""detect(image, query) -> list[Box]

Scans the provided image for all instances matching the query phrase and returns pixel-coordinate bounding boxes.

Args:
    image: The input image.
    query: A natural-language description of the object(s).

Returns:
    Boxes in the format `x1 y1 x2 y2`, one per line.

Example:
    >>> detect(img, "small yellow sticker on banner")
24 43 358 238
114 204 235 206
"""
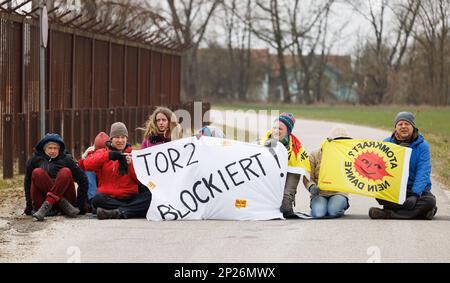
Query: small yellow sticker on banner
235 199 247 209
147 181 157 190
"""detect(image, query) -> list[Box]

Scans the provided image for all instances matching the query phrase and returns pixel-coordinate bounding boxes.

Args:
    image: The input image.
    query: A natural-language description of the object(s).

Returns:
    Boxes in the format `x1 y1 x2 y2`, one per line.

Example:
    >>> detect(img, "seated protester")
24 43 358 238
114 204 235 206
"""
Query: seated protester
262 113 310 217
140 107 180 149
84 122 151 220
77 132 110 212
24 134 88 221
369 112 438 220
304 126 351 219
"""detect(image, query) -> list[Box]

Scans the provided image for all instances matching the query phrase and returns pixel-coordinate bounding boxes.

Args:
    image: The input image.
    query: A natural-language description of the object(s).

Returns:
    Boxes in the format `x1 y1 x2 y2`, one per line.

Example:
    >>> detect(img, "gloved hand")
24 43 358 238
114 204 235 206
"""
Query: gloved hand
308 184 320 197
403 194 418 210
264 138 277 148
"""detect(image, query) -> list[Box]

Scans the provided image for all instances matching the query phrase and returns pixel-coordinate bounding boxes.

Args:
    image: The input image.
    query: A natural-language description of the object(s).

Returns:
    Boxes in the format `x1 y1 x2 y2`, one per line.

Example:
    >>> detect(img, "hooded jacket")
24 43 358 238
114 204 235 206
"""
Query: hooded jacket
24 134 88 213
384 133 432 196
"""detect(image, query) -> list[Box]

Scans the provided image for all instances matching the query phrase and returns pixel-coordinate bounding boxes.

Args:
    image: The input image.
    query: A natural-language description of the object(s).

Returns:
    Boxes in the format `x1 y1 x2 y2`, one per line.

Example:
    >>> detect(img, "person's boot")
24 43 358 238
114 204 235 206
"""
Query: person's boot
33 201 52 221
58 198 80 218
369 207 392 219
280 198 294 216
96 208 123 220
425 206 438 220
280 173 300 216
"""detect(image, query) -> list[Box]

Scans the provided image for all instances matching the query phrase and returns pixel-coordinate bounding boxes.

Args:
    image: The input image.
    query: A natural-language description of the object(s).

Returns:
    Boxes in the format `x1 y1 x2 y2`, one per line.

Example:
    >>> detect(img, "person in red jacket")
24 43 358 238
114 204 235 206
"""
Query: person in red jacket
83 122 151 220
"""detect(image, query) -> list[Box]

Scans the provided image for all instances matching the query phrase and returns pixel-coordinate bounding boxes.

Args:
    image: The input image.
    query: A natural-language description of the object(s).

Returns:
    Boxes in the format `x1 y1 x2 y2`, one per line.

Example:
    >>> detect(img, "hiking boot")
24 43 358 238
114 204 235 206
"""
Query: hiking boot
58 198 80 218
425 206 438 220
33 201 53 221
97 208 123 220
369 207 391 219
280 198 294 215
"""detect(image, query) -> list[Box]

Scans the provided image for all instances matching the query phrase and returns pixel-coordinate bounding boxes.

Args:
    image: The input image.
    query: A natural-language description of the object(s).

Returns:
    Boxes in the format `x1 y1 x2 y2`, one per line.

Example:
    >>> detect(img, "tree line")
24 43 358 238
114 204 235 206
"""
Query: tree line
31 0 450 105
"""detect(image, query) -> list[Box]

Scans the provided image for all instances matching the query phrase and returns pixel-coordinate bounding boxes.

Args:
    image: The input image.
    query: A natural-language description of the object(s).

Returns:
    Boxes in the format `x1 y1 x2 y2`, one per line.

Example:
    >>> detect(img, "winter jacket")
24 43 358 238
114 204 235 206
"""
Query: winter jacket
140 134 171 149
304 148 348 198
384 133 432 196
24 134 88 213
83 142 140 199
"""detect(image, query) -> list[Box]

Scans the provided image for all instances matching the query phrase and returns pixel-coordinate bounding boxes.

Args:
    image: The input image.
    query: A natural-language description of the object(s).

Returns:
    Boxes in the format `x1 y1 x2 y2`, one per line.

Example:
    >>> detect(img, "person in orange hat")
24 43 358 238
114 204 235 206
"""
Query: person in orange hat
77 132 110 212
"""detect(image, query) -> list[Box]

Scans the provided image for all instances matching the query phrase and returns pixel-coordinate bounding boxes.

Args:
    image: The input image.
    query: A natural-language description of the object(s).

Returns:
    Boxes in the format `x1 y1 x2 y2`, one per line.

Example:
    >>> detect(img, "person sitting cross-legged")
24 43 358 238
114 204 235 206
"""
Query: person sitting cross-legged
84 122 151 220
24 133 88 221
304 126 351 219
369 112 437 220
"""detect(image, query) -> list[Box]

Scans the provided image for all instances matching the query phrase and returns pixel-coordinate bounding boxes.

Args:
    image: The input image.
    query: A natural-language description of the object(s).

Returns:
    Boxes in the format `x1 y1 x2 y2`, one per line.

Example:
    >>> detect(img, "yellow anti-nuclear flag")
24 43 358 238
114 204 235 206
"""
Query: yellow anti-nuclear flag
318 139 412 204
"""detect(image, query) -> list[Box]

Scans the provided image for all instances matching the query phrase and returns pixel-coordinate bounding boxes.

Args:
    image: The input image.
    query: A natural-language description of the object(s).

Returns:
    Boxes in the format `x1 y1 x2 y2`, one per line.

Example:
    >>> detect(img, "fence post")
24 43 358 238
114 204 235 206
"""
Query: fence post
63 110 73 155
2 115 14 178
73 110 82 159
82 109 92 150
53 110 62 135
29 112 40 157
17 113 27 174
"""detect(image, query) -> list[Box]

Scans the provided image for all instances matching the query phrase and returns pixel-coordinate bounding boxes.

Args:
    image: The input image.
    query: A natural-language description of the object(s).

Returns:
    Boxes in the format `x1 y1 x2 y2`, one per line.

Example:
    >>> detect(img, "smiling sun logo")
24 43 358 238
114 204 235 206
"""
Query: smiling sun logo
354 152 392 182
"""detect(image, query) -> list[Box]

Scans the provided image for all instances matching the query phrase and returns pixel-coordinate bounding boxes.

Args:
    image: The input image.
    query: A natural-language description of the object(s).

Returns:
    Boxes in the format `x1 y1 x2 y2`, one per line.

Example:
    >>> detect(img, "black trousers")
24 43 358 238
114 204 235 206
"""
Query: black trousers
377 190 436 220
92 191 152 219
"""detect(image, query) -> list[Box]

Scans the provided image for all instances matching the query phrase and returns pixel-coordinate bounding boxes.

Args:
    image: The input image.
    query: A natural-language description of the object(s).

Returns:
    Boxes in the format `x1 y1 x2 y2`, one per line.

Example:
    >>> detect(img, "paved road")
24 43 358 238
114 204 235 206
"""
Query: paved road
11 110 450 263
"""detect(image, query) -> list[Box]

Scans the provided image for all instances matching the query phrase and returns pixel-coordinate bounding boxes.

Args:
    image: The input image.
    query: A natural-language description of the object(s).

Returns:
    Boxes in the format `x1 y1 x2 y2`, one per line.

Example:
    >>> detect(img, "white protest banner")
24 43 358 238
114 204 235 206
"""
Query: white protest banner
132 137 288 221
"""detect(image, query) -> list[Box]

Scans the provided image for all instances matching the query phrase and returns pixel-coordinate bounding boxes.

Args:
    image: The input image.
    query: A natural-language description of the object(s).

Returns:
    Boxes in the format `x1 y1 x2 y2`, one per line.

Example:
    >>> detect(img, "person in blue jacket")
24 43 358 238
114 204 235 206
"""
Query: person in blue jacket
369 112 437 220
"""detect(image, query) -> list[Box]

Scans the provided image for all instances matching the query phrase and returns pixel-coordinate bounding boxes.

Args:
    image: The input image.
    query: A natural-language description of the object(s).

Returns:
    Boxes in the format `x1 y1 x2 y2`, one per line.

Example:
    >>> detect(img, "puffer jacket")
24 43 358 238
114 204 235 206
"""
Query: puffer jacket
24 134 88 213
83 142 140 199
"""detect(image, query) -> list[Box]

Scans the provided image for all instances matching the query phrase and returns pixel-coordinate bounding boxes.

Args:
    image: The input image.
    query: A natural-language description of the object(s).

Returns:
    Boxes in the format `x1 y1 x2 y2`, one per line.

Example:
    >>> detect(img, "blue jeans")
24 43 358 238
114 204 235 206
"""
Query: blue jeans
85 171 98 201
310 195 349 219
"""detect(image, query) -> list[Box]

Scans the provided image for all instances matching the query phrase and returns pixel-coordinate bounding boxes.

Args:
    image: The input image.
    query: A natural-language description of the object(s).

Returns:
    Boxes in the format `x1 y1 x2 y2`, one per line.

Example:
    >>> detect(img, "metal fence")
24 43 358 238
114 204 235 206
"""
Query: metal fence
1 11 208 178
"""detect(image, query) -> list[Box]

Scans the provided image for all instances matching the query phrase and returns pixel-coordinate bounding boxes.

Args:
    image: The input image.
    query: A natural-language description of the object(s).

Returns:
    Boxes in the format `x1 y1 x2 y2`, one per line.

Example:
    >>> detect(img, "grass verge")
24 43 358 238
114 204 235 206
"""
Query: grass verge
214 103 450 190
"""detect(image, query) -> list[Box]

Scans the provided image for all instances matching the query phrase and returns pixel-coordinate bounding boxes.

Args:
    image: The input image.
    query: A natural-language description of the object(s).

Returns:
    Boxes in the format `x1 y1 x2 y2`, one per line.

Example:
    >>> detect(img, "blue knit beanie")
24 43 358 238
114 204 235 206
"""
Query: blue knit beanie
276 113 296 134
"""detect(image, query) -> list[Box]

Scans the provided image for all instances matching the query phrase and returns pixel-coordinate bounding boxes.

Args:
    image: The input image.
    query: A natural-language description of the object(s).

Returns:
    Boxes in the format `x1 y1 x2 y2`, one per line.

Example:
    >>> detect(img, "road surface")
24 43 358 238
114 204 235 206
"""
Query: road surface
2 110 449 263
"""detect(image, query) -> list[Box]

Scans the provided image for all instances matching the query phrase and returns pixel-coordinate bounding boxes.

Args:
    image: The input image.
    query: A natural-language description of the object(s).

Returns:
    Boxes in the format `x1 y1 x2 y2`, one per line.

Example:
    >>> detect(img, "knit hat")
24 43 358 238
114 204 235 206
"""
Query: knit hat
110 122 128 138
329 125 351 140
94 132 110 150
394 112 416 128
276 113 296 134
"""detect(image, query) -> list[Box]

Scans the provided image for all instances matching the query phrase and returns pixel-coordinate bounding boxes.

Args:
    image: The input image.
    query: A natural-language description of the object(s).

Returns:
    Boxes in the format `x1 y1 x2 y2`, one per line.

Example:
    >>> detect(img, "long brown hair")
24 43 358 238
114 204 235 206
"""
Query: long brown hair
141 107 179 140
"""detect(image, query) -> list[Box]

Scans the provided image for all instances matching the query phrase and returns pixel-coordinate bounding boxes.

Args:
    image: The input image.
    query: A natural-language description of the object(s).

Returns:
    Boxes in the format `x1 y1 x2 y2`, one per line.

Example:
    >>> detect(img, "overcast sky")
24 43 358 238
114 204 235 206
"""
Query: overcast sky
9 0 394 56
204 0 395 56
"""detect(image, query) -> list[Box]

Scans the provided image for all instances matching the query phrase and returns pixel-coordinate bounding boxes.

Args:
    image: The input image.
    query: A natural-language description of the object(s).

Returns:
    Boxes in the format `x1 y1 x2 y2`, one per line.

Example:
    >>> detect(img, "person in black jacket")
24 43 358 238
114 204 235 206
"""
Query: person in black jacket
24 133 88 221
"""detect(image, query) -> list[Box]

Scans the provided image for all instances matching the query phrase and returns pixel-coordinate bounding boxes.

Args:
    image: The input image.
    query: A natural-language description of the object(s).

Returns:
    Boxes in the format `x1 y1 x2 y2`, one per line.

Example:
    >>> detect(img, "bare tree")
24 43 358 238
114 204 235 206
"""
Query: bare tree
162 0 221 101
287 0 335 104
348 0 420 104
221 0 254 101
413 0 450 105
249 0 294 103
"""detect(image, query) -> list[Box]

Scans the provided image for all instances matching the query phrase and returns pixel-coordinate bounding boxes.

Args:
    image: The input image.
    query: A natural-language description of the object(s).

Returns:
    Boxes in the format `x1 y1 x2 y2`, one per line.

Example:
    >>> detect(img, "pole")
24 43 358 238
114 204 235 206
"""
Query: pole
39 1 46 138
